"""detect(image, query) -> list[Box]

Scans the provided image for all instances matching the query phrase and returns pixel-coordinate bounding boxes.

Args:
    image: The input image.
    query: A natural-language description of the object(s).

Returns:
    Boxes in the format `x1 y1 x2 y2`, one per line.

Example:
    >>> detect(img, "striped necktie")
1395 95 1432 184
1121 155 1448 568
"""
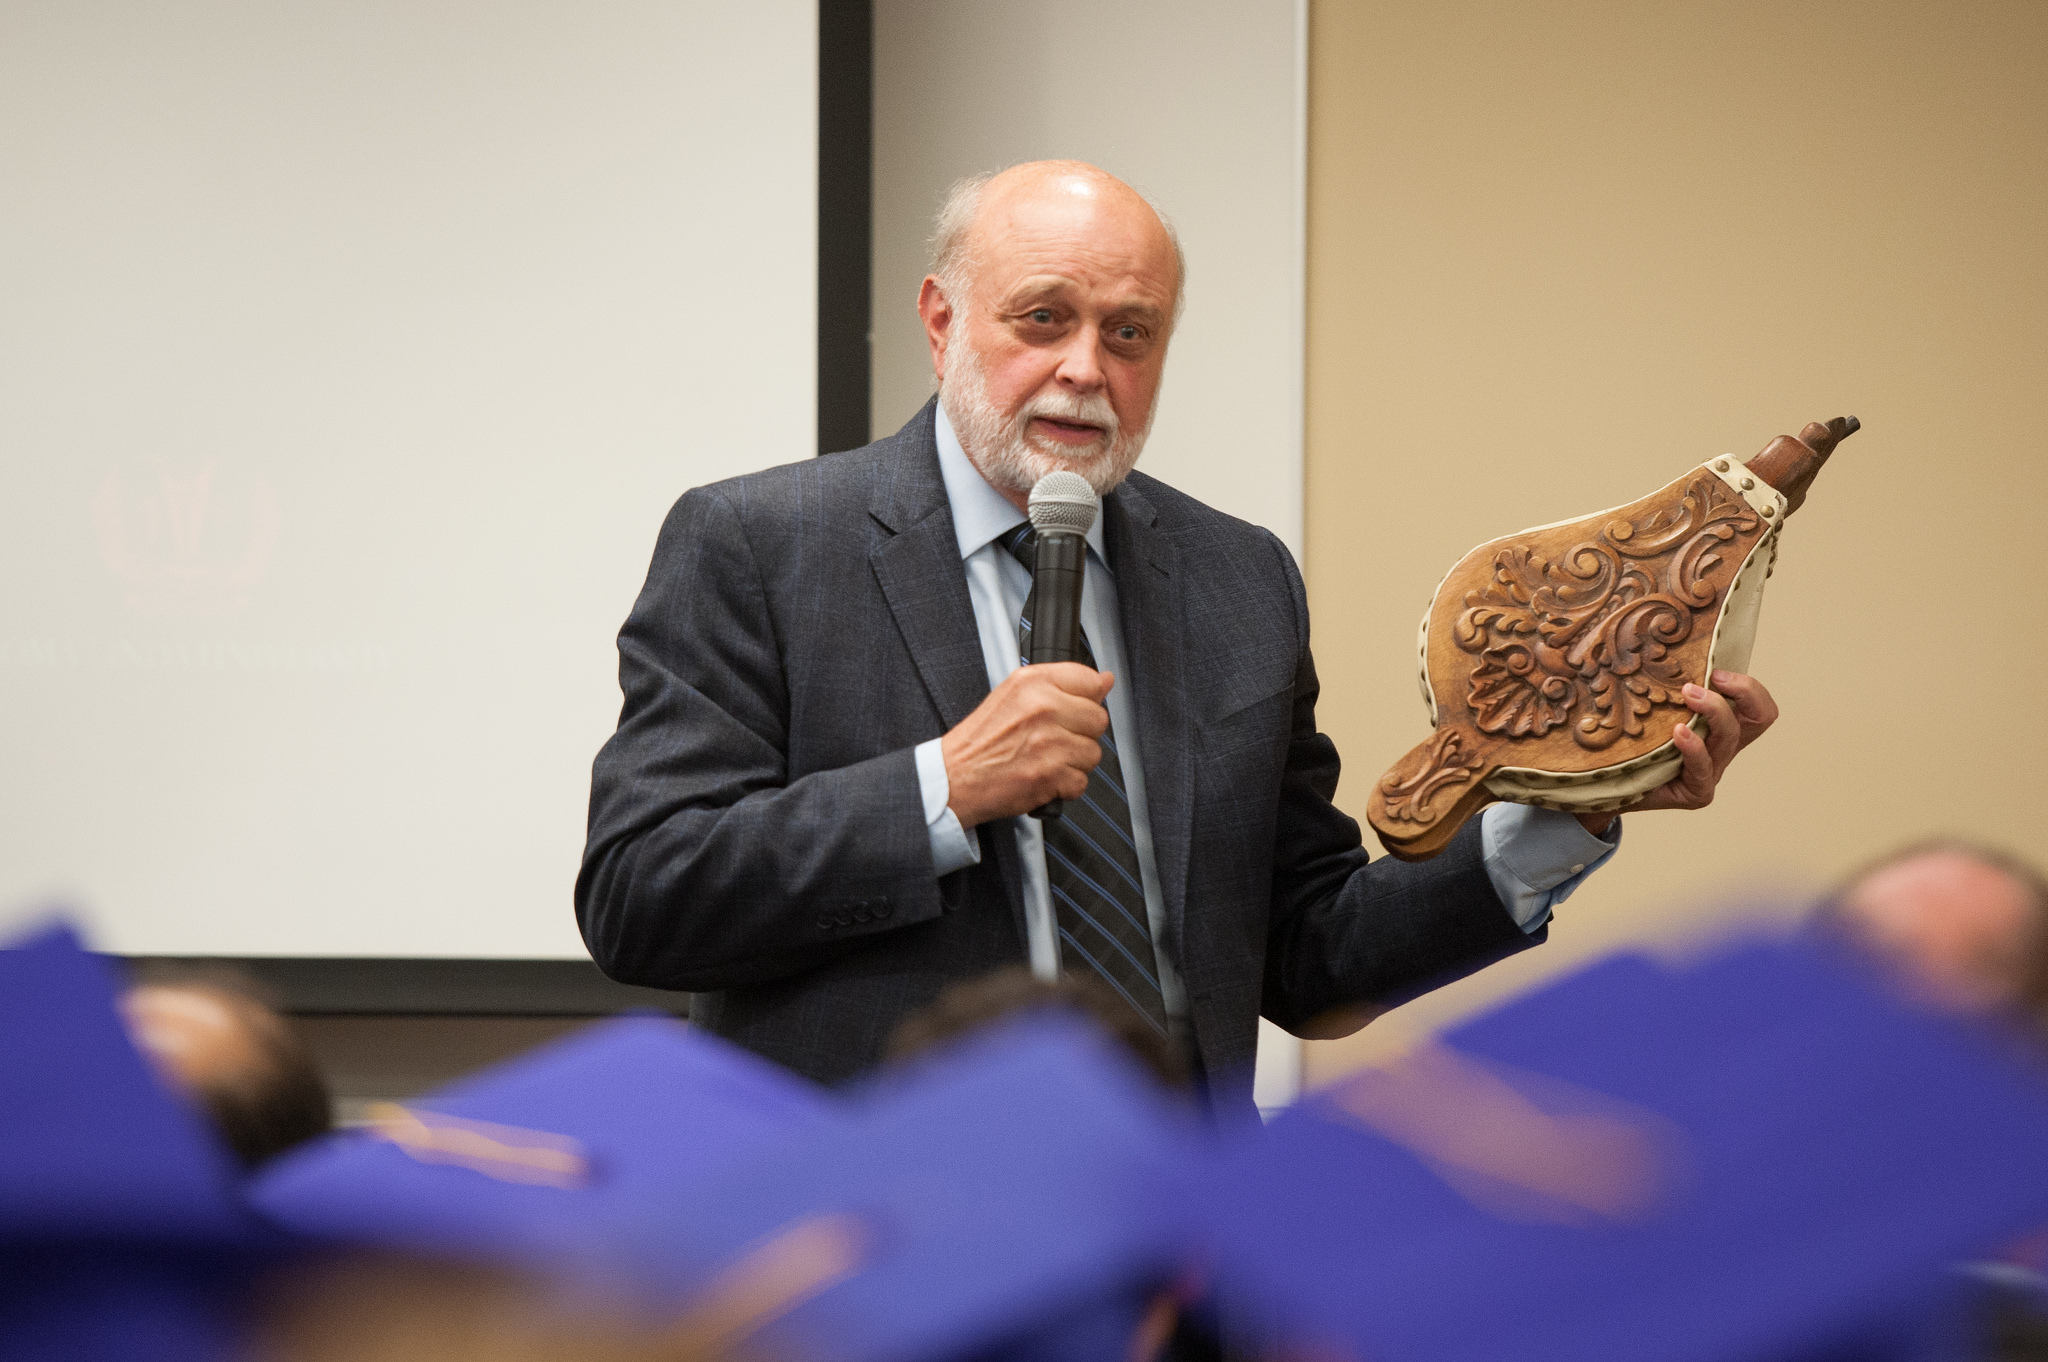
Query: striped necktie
997 523 1170 1036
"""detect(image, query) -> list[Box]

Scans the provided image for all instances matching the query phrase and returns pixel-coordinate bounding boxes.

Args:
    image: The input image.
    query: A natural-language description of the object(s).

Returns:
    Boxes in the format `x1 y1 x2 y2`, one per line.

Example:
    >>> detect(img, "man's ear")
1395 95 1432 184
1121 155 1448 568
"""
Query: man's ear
916 276 954 383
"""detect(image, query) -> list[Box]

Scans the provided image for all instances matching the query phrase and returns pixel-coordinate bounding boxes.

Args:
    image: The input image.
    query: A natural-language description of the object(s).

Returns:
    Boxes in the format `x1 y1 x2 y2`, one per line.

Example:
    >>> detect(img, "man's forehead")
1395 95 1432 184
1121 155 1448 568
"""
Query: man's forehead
970 175 1177 297
994 270 1170 317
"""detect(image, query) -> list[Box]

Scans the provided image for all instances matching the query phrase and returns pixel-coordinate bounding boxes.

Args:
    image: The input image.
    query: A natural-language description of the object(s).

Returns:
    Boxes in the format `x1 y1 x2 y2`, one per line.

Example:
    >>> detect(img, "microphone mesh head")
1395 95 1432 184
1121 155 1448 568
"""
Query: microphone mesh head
1028 471 1099 536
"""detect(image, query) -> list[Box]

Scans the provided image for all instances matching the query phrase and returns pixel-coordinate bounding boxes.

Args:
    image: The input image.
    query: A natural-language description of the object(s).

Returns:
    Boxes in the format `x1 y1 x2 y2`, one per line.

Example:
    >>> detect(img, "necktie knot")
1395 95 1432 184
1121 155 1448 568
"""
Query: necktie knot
996 522 1036 572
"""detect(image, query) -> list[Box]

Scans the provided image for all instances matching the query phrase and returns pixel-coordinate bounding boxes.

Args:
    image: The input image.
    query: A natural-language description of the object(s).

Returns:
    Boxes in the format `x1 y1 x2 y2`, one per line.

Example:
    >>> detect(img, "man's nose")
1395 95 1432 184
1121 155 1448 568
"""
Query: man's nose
1051 330 1106 393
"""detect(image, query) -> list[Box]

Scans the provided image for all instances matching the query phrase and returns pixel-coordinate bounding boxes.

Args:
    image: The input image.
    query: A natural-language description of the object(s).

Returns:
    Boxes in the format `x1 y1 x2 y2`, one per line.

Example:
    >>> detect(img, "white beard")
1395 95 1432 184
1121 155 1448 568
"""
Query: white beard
938 339 1154 499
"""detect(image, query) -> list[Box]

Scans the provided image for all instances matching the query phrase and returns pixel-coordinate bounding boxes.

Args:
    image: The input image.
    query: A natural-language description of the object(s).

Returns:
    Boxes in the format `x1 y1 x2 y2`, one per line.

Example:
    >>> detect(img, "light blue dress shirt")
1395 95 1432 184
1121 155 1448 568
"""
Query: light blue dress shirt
912 406 1620 1014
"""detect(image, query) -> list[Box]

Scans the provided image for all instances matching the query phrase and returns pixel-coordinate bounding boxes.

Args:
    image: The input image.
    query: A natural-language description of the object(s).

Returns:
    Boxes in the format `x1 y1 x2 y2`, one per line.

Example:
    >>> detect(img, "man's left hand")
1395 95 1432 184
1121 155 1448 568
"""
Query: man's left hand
1576 670 1779 834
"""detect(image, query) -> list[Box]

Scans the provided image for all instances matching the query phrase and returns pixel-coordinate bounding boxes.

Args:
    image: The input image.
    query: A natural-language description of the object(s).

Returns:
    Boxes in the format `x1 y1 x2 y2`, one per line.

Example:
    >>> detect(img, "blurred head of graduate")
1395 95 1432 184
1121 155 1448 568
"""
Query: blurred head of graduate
1820 840 2048 1031
886 967 1203 1362
118 961 333 1169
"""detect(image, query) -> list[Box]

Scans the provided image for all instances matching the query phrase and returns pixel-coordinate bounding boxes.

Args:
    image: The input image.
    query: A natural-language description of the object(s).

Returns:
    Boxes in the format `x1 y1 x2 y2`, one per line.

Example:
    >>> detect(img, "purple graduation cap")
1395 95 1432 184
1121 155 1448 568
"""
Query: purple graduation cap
0 920 269 1362
0 922 251 1246
626 1010 1203 1362
250 1011 841 1291
1199 935 2048 1362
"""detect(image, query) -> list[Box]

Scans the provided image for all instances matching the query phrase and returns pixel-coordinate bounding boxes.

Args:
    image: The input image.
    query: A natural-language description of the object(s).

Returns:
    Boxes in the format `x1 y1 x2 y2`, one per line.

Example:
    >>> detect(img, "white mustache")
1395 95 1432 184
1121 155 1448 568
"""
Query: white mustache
1019 391 1119 443
939 334 1154 498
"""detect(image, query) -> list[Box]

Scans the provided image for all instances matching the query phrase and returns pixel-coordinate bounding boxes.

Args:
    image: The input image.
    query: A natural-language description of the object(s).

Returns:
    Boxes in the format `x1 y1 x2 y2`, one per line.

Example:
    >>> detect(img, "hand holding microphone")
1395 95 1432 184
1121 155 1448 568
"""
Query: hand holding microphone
940 473 1109 828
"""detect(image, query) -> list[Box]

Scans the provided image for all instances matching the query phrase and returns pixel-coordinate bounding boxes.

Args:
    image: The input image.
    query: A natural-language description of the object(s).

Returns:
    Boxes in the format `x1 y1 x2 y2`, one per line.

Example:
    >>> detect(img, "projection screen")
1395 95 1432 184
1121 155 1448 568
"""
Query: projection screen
0 0 819 957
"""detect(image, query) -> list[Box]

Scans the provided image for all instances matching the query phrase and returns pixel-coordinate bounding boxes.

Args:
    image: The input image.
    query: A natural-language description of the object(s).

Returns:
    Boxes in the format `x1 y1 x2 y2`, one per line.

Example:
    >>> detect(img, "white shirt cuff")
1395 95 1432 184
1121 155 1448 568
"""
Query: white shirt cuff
914 737 982 876
1480 803 1623 934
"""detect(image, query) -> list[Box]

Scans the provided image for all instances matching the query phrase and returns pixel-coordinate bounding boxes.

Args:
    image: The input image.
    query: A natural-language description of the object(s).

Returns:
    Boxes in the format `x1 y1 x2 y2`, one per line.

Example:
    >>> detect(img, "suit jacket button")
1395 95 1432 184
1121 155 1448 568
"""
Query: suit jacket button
816 915 834 930
876 902 892 918
836 912 853 926
853 909 871 923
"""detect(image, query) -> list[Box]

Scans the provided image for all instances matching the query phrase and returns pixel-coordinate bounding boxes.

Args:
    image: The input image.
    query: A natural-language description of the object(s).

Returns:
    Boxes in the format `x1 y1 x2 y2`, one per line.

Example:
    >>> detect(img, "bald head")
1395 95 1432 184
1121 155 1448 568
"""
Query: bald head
1828 843 2048 1020
931 161 1185 322
919 161 1184 506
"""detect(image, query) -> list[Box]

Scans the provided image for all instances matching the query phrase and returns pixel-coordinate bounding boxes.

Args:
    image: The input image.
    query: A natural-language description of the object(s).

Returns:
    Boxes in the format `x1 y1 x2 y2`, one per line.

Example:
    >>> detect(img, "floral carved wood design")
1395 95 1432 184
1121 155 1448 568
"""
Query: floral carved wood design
1363 416 1855 864
1455 474 1760 752
1375 728 1488 827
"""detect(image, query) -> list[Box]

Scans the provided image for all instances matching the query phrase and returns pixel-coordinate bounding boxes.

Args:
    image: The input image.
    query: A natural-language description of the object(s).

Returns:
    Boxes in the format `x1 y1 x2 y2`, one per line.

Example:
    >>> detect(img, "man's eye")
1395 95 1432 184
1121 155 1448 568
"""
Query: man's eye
1029 309 1055 324
1116 325 1141 341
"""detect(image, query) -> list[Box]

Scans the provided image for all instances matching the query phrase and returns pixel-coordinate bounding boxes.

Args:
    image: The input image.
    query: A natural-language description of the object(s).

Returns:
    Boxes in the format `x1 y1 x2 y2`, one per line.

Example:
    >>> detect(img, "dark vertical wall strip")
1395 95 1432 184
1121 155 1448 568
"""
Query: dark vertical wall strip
816 0 874 454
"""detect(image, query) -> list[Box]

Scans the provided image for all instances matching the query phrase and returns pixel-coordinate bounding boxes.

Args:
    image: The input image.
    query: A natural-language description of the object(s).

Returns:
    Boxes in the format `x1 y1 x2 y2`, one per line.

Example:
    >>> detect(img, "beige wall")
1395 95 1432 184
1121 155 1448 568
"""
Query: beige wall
1303 0 2048 1082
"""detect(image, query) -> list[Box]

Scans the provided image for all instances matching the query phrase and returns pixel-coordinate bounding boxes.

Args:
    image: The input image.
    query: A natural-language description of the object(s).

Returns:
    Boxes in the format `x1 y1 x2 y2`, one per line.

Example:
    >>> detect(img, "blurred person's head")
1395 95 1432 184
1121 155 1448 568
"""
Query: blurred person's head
120 963 332 1168
1823 841 2048 1025
887 966 1190 1092
887 968 1195 1362
249 1251 701 1362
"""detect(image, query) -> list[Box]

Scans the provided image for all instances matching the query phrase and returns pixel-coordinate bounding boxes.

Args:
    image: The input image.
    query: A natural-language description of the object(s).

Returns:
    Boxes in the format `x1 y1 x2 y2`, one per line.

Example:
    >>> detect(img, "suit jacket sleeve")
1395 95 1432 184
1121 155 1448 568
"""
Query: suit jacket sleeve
1257 531 1542 1034
575 487 944 992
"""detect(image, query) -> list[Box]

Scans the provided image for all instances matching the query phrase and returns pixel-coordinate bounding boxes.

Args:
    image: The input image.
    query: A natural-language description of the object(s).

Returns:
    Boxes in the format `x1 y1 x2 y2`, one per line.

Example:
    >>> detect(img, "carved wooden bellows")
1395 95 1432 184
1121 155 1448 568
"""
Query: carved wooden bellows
1366 416 1858 861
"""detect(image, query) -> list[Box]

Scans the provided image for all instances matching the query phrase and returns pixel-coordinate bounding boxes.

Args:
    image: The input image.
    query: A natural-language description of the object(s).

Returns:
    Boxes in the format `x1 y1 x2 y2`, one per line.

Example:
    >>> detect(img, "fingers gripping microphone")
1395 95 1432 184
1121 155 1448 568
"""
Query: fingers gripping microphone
1026 472 1099 820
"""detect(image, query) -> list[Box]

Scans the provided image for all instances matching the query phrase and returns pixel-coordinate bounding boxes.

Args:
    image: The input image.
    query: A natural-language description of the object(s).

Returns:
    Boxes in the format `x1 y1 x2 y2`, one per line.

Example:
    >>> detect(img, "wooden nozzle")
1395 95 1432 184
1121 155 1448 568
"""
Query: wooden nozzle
1745 415 1858 516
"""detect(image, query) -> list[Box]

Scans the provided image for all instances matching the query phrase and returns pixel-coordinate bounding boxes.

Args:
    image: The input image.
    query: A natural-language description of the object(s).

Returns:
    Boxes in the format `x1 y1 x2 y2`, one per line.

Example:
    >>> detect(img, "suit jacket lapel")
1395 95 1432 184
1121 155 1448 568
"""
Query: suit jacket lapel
867 402 989 731
1103 479 1194 960
867 403 1032 945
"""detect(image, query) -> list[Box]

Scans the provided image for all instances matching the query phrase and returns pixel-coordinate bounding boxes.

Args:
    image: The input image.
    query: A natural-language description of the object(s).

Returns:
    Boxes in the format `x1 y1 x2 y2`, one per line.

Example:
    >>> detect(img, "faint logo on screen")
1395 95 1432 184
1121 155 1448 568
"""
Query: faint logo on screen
92 460 280 619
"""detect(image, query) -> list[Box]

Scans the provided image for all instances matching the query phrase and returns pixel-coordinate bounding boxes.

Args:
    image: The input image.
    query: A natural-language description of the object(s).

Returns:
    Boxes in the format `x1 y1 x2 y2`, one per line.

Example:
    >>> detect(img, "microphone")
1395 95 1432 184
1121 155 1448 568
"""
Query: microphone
1025 471 1099 820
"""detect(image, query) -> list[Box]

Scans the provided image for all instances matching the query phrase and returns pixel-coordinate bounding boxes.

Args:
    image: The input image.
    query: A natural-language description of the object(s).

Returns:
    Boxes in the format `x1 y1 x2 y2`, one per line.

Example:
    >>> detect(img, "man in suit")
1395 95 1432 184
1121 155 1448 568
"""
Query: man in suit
576 161 1776 1113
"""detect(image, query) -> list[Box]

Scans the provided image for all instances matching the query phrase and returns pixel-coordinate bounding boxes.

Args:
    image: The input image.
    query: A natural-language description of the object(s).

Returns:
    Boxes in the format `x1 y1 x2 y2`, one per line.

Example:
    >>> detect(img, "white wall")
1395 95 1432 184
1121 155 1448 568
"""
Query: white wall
0 0 817 956
870 0 1307 1102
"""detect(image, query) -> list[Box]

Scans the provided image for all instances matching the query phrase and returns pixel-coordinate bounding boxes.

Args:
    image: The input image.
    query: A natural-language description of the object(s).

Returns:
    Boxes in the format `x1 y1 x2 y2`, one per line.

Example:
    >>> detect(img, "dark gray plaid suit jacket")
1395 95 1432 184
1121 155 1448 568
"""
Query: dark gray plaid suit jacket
576 401 1539 1113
